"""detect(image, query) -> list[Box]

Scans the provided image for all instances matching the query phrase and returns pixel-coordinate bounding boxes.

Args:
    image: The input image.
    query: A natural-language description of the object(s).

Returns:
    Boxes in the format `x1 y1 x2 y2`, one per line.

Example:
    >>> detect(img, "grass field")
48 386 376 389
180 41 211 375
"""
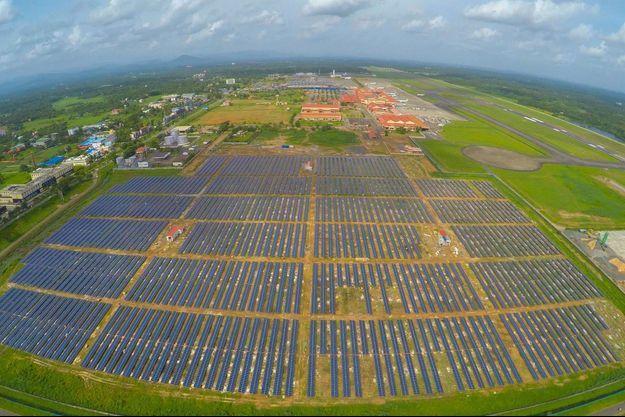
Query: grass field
494 164 625 228
197 99 294 125
467 103 618 163
52 96 106 111
22 112 110 132
1 345 625 416
0 169 31 187
419 115 546 174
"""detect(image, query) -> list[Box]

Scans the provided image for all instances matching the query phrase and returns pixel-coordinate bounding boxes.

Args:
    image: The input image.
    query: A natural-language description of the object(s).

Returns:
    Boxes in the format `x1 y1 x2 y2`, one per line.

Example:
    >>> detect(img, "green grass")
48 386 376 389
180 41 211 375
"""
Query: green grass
0 170 31 187
420 140 486 173
412 107 549 174
494 164 625 228
23 112 110 132
1 345 625 416
284 129 309 145
52 96 106 111
0 395 56 416
471 103 617 161
441 117 546 156
308 129 359 149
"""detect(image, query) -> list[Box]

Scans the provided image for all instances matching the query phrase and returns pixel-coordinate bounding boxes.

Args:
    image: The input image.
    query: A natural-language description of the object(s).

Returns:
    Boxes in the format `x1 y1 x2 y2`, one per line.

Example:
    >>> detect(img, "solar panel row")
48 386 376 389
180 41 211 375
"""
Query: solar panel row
188 196 309 222
127 258 303 314
45 218 168 251
13 247 145 298
83 307 299 396
312 263 483 314
0 289 109 363
308 317 521 398
82 195 193 219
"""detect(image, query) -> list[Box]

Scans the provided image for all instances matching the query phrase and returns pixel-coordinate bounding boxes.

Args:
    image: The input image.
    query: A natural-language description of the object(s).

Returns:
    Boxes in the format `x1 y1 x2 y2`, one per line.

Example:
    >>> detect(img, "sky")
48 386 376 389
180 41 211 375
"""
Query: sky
1 0 625 92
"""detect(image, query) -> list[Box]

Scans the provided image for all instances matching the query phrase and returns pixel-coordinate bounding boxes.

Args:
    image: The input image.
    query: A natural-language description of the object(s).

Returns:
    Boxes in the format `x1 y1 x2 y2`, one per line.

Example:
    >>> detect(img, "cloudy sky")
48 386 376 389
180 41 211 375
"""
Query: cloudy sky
1 0 625 92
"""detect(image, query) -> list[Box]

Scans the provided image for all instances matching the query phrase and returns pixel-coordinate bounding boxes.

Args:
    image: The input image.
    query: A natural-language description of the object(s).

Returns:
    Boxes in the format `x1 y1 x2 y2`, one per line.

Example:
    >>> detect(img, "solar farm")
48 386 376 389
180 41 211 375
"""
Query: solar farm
1 154 625 405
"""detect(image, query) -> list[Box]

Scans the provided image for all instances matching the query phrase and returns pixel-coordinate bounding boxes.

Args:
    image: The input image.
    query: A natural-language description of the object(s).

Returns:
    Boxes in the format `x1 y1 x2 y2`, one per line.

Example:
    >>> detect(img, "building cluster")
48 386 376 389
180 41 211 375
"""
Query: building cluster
0 163 73 217
162 127 190 148
130 125 152 141
78 131 117 155
342 88 428 131
143 94 208 126
299 102 342 122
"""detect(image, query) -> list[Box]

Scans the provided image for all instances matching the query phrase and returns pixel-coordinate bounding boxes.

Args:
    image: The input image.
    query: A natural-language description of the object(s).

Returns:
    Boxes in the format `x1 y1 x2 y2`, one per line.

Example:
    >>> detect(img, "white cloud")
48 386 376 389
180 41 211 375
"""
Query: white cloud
185 19 224 44
0 0 15 25
471 27 499 40
90 0 137 25
568 23 594 41
607 23 625 44
67 26 83 47
553 52 574 64
402 16 446 33
617 55 625 66
301 15 341 38
464 0 591 29
303 0 373 18
241 10 284 26
580 41 607 58
353 16 385 30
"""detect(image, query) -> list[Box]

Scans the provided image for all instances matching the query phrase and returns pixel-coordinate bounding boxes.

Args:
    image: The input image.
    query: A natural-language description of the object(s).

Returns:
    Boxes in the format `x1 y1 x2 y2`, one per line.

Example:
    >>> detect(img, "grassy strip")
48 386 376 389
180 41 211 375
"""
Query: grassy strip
0 396 54 416
2 346 625 416
0 384 100 416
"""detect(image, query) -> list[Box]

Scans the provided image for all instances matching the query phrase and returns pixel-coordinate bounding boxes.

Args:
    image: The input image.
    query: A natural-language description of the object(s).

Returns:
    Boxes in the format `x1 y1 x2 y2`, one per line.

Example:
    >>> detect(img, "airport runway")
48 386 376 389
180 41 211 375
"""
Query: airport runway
428 91 625 170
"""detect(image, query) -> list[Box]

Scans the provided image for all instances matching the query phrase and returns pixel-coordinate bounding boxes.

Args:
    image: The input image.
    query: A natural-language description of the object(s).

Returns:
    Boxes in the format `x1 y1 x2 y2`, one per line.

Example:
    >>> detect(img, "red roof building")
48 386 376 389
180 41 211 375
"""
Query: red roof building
377 114 428 131
300 102 342 121
166 226 184 242
340 93 358 104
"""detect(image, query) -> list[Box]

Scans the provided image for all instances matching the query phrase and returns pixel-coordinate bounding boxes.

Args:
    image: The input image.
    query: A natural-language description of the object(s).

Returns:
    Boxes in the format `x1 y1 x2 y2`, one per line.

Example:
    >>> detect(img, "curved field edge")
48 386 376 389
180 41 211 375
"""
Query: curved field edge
1 346 625 416
1 164 625 415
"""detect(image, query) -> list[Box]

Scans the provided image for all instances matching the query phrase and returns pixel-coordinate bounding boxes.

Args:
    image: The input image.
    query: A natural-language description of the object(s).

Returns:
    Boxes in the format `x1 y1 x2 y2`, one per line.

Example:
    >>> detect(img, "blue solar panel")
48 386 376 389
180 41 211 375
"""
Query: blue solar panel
45 218 167 251
81 195 193 219
181 222 306 258
83 307 299 396
127 258 303 313
0 289 109 363
12 247 145 298
110 176 210 194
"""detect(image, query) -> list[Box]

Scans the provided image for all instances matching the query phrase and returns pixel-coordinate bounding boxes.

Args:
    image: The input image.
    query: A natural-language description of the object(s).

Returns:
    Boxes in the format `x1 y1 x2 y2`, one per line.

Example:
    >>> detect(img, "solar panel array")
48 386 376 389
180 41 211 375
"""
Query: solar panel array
501 305 617 380
471 260 602 308
307 317 521 398
110 176 210 194
127 258 303 314
84 307 298 395
45 218 167 251
316 197 431 223
188 196 309 221
312 263 482 315
431 200 529 224
452 225 560 257
82 195 193 219
12 247 145 298
0 289 109 363
0 156 621 401
181 222 306 258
